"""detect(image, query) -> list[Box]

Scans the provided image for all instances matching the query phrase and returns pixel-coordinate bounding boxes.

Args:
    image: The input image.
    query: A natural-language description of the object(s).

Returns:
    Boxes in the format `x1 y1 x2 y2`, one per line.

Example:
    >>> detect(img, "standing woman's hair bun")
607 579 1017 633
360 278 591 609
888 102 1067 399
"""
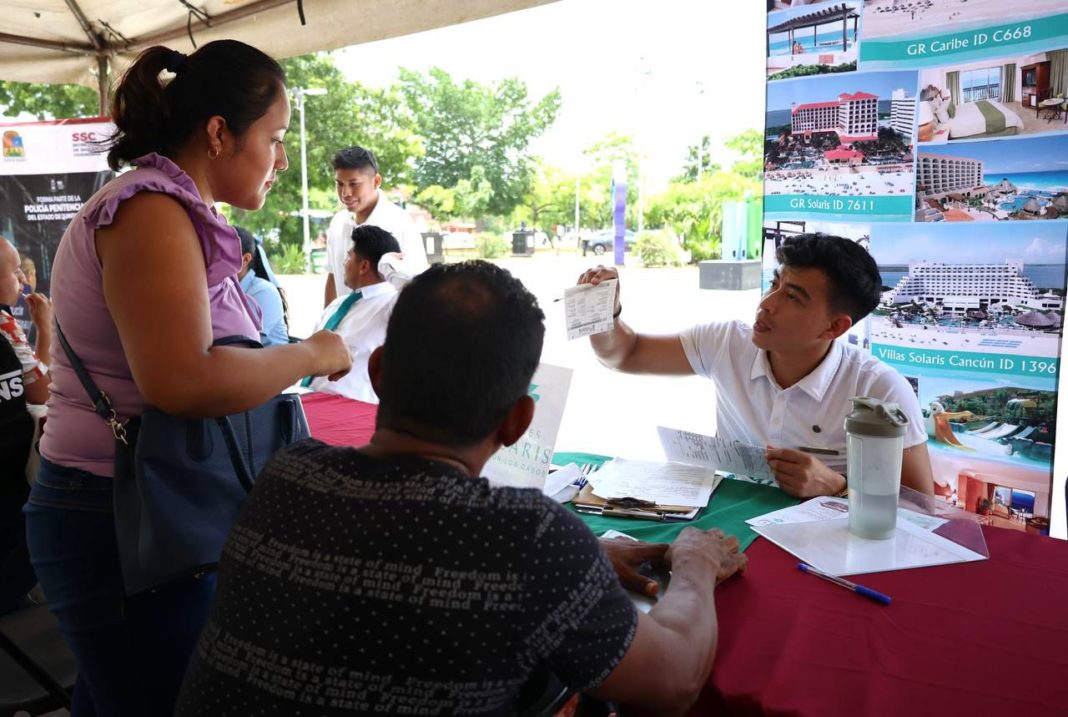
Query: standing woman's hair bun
105 40 286 171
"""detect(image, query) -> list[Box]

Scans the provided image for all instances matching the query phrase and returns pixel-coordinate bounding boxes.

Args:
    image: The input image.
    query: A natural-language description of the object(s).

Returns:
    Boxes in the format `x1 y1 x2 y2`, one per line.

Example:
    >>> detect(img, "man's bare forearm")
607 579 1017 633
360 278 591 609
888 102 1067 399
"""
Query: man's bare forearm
590 318 638 370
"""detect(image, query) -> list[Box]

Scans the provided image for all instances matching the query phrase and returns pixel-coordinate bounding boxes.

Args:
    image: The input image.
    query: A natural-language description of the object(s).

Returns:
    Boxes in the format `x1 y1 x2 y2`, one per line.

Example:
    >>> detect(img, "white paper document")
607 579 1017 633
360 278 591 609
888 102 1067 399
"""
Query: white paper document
587 458 720 508
752 516 986 577
542 463 583 500
564 279 617 339
746 497 950 532
658 426 775 482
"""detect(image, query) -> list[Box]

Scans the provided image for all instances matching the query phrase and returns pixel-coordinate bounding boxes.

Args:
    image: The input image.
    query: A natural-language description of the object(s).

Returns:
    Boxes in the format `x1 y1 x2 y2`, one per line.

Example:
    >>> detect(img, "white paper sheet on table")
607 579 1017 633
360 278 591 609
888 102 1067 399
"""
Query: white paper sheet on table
657 426 775 483
752 516 986 577
542 463 583 500
564 279 617 339
587 458 720 508
746 496 951 533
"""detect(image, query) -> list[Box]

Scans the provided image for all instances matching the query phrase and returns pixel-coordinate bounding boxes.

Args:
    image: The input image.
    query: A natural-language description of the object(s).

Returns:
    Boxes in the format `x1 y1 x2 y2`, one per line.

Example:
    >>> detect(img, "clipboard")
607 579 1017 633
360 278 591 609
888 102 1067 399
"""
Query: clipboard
572 484 701 522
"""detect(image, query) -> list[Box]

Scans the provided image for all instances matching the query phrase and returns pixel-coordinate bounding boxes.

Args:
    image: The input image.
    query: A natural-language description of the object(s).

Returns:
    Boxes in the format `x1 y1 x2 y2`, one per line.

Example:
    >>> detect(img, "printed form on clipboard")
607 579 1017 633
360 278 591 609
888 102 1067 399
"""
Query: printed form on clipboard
575 458 722 522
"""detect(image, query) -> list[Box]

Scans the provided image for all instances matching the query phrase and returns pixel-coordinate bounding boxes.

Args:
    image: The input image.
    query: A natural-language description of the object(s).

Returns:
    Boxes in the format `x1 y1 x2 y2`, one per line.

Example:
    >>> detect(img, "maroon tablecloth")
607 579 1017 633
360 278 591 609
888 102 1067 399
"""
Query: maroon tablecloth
691 528 1068 716
300 392 377 447
299 393 1068 715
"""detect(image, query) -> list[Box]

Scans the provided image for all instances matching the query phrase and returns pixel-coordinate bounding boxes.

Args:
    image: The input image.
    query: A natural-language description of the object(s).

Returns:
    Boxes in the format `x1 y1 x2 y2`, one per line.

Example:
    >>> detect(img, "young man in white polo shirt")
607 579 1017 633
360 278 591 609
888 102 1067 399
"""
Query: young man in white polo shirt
323 146 427 307
578 233 933 498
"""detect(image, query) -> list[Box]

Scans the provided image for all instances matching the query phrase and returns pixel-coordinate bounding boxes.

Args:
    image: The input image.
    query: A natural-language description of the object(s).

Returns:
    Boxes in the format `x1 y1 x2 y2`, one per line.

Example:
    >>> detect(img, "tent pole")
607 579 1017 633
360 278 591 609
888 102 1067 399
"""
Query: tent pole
97 55 108 116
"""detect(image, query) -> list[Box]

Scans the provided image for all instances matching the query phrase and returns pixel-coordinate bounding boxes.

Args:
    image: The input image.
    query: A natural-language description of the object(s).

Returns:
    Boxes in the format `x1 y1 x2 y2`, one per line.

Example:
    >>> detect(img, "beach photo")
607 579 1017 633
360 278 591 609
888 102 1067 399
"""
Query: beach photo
767 1 862 80
764 70 917 215
868 222 1067 356
914 134 1068 221
860 0 1066 41
917 49 1068 144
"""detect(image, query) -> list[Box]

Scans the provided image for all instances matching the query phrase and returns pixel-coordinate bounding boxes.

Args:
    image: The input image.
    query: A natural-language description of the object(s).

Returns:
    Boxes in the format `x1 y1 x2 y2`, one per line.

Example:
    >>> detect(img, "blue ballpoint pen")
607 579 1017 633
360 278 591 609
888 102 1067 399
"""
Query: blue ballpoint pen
797 563 892 605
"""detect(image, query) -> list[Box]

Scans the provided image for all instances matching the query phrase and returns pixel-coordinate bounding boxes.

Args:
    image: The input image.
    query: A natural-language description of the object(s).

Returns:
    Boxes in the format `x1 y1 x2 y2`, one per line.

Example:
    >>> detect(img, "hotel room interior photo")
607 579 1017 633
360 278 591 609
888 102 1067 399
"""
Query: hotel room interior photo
917 48 1068 144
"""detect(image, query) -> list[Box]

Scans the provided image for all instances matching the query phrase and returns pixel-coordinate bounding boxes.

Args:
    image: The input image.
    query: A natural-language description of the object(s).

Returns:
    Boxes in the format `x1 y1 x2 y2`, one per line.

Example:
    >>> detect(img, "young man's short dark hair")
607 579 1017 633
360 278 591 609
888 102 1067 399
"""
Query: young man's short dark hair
776 233 881 323
351 225 400 271
377 261 545 446
331 145 379 174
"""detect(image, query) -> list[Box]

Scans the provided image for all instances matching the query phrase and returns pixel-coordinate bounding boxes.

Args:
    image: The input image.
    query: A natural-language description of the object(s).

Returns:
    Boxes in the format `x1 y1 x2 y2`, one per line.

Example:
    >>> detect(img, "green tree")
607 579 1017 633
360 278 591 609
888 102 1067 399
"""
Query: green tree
646 170 762 262
675 135 721 183
724 129 765 181
577 132 643 229
0 81 99 119
397 67 561 216
513 163 577 234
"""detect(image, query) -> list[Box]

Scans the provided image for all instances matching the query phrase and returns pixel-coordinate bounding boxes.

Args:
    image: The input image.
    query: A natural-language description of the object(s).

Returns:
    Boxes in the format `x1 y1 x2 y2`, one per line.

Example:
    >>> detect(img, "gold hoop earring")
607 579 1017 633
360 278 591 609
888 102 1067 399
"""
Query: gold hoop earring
208 147 220 160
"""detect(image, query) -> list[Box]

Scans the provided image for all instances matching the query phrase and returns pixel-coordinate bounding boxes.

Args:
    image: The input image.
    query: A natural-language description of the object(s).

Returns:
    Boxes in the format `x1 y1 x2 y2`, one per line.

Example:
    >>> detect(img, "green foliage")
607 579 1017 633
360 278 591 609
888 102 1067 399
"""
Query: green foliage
0 81 100 119
635 230 683 267
768 61 857 80
724 129 765 181
476 232 509 259
676 136 721 183
268 243 308 275
397 67 561 217
646 170 762 263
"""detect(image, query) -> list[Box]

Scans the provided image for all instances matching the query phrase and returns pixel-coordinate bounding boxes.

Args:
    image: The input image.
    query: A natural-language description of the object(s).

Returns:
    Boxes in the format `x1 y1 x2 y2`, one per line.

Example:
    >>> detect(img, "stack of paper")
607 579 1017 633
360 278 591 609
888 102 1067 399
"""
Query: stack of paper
575 458 722 521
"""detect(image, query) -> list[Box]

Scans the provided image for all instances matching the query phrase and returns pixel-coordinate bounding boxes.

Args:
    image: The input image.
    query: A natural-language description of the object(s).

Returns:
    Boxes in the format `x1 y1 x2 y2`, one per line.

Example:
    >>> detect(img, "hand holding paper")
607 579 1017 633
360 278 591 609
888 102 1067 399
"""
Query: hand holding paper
658 426 775 483
564 278 617 339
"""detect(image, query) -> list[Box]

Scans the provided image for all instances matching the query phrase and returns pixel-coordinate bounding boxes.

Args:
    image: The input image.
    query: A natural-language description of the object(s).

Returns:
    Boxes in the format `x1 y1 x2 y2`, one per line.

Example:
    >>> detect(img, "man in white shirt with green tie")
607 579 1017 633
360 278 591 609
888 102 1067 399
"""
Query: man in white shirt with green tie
304 225 405 403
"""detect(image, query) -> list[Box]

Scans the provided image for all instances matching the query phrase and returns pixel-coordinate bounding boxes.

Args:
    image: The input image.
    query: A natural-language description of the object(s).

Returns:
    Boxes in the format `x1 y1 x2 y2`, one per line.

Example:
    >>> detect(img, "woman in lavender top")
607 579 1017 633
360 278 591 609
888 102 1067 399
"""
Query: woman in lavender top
24 40 351 715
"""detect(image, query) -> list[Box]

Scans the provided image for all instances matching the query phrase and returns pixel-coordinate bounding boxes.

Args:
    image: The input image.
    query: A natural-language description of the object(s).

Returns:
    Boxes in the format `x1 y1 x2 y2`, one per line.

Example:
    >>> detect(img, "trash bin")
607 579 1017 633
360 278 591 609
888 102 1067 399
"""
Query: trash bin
512 230 535 257
422 232 444 265
309 248 328 274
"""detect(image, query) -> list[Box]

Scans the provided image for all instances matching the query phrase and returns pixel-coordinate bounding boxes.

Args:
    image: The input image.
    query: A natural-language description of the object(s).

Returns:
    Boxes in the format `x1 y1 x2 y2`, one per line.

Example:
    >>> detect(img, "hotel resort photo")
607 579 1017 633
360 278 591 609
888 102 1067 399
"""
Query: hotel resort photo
764 70 917 199
860 0 1067 40
914 133 1068 221
916 48 1068 144
868 222 1067 355
767 1 861 80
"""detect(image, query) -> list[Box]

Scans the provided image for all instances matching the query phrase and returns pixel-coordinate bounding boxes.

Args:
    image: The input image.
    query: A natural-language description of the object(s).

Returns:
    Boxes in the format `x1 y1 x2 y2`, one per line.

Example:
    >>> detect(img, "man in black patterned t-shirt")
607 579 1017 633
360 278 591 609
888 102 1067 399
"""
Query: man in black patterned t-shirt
177 261 747 717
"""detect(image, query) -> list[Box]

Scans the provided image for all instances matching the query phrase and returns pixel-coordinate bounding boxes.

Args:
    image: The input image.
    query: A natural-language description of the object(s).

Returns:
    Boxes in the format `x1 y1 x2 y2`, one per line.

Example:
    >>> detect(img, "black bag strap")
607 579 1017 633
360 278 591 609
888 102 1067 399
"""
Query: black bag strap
55 321 263 491
55 320 130 445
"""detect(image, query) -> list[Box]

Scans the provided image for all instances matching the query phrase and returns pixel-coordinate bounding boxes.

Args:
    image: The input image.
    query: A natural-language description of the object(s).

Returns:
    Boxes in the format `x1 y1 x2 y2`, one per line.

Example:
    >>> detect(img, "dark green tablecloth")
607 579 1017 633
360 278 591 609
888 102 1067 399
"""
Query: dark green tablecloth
554 451 800 550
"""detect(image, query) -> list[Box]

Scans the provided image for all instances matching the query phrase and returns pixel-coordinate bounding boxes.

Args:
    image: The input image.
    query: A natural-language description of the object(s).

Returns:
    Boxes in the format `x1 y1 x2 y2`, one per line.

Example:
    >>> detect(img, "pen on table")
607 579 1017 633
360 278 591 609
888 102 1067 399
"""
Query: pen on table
796 563 891 605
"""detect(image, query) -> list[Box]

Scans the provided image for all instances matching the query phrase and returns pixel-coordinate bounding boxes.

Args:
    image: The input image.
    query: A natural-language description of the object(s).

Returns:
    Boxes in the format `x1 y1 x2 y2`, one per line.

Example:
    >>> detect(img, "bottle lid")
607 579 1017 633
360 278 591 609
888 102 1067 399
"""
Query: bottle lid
844 396 908 438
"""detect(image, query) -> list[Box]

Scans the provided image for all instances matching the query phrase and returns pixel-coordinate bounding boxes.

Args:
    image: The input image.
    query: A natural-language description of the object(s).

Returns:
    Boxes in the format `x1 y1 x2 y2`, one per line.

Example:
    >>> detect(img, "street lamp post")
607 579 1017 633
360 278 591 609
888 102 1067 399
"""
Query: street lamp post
293 87 327 272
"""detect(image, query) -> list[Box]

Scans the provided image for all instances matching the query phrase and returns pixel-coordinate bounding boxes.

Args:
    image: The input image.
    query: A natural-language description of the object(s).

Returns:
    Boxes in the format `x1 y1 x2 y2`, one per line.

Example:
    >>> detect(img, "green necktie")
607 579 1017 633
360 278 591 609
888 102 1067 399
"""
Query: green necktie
300 291 361 388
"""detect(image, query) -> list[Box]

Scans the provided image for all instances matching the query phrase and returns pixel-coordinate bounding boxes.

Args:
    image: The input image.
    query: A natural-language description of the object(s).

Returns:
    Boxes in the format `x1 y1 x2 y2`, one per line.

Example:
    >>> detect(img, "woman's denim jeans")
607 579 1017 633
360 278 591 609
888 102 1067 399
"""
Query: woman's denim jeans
24 457 216 716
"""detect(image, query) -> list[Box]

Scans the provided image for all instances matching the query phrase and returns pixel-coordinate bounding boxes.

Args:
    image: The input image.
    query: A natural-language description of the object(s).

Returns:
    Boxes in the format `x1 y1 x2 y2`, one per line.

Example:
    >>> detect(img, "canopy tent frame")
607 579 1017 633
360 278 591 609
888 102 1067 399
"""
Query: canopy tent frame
0 0 557 114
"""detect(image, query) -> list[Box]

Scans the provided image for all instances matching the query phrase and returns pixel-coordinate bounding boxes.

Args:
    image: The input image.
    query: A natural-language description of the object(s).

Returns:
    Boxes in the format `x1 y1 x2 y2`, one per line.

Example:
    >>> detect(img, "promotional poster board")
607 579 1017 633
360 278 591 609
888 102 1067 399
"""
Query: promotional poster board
0 117 114 294
765 0 1068 536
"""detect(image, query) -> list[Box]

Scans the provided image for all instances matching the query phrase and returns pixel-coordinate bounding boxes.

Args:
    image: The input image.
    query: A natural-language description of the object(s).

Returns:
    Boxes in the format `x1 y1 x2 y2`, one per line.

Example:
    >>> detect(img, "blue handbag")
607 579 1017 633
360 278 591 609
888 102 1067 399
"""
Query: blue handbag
56 324 309 595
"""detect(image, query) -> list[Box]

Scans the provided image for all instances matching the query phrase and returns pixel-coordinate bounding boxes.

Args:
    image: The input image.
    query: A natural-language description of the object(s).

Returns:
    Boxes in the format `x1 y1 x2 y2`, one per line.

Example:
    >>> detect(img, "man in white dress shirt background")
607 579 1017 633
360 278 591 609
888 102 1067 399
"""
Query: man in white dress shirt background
323 146 427 308
305 225 404 403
